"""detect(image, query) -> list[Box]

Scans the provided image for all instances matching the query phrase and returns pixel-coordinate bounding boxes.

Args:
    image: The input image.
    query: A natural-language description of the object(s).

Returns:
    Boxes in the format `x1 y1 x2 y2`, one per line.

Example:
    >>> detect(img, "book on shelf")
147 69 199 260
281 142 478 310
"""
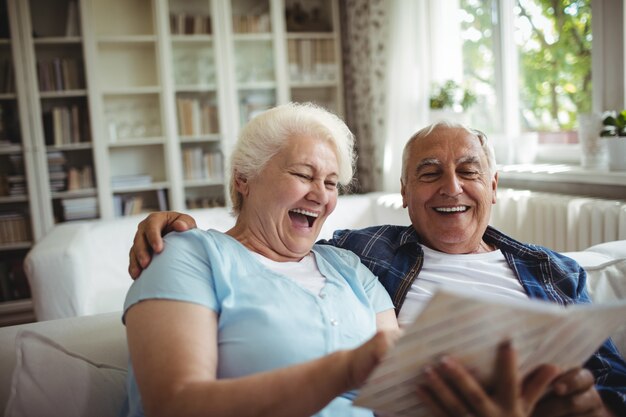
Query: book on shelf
354 287 626 417
232 13 270 33
288 39 337 82
65 0 80 37
113 195 146 217
182 148 222 181
0 212 29 244
176 98 218 136
111 174 153 189
122 196 144 216
61 197 98 221
0 173 26 197
66 166 94 191
37 58 83 92
43 105 85 146
157 189 168 211
169 13 212 35
186 196 225 209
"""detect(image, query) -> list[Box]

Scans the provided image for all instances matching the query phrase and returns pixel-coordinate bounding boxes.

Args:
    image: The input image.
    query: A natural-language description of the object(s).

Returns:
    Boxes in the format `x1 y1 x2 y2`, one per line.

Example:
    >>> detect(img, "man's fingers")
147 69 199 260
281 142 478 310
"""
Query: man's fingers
128 249 142 279
144 225 164 254
421 356 488 417
128 211 197 279
415 386 448 417
494 339 517 408
170 215 197 232
532 386 604 417
552 367 594 396
521 364 560 407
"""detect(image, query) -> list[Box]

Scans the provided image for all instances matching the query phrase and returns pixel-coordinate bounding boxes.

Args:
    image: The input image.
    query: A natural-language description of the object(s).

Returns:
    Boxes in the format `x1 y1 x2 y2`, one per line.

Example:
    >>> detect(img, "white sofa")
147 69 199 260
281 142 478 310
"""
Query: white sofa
23 193 411 321
1 192 625 416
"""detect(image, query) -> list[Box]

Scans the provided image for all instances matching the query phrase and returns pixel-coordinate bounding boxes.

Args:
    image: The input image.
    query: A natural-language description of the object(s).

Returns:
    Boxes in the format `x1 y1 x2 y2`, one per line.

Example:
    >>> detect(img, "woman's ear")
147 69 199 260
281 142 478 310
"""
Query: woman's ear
234 172 249 197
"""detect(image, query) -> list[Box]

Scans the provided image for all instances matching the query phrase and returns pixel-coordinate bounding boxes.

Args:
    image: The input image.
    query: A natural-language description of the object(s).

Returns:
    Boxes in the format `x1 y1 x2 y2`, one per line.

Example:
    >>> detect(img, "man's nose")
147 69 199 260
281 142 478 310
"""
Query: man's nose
439 173 463 196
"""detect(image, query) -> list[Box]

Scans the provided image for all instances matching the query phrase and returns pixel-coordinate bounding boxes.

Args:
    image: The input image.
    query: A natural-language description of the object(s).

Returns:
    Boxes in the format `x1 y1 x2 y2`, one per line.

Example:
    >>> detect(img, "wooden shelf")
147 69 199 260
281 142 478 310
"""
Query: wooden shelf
0 299 35 327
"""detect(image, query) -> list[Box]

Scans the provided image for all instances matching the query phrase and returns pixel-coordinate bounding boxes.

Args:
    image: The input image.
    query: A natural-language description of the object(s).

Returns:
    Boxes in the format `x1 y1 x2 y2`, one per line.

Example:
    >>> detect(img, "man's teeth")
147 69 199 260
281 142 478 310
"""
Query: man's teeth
290 208 319 217
435 206 468 213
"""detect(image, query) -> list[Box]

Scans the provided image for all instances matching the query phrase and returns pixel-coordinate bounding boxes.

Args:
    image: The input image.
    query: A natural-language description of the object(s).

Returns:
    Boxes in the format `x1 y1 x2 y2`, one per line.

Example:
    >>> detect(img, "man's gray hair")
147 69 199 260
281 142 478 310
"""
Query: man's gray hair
400 120 497 184
229 102 355 214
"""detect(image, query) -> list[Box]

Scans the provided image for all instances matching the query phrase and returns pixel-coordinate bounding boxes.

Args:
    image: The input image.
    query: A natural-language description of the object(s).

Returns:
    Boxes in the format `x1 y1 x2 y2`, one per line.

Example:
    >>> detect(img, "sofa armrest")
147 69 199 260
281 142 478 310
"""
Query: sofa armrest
24 222 93 321
564 240 626 357
0 312 126 411
25 216 145 321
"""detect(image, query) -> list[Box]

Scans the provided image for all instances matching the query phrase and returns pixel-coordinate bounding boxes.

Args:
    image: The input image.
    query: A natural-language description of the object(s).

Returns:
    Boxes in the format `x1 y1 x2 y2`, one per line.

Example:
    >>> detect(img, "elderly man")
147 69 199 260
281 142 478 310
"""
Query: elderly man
128 122 626 417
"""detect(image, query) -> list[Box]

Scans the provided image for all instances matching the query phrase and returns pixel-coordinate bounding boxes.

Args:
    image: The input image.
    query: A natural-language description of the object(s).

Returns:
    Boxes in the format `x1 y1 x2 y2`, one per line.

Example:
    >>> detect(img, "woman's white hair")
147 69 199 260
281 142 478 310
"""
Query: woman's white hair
229 102 355 214
400 120 497 184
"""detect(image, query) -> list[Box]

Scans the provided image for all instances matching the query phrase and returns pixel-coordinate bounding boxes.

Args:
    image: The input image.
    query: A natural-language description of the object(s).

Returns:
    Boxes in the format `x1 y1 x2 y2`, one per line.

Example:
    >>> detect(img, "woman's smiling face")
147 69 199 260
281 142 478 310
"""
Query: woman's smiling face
236 135 340 261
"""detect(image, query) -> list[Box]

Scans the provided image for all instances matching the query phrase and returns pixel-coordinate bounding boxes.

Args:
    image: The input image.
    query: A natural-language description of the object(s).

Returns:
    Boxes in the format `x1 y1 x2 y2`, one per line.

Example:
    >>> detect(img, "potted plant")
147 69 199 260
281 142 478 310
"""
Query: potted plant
429 80 477 124
600 110 626 171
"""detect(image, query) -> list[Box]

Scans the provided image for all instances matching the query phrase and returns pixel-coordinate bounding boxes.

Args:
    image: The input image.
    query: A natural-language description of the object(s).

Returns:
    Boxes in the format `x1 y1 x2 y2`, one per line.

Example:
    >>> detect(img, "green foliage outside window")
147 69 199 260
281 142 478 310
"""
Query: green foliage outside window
460 0 592 132
429 80 477 111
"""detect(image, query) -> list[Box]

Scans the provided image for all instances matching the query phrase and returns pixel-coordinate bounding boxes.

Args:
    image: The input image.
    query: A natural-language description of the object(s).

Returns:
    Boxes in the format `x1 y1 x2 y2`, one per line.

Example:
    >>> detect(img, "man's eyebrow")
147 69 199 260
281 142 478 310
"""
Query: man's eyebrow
415 158 440 171
457 155 481 165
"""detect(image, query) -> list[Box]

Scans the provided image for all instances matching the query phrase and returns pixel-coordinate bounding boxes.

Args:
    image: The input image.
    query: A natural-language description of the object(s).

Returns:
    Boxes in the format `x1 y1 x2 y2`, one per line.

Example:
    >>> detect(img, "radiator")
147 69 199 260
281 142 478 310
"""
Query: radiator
490 188 626 252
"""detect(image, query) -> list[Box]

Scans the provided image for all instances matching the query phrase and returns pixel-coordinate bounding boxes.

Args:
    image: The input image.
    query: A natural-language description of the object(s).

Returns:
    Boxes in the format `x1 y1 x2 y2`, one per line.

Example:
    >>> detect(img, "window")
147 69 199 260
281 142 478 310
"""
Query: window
458 0 593 148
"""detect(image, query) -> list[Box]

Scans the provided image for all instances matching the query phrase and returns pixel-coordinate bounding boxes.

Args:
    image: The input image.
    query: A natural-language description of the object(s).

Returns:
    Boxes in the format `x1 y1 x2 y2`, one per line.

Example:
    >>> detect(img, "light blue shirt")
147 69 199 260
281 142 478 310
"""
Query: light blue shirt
121 229 394 417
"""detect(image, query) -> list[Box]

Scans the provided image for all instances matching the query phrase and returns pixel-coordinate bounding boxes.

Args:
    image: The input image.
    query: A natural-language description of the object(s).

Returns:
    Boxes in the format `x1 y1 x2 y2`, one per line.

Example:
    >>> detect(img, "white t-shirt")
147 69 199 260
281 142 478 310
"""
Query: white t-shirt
397 245 528 327
251 252 327 296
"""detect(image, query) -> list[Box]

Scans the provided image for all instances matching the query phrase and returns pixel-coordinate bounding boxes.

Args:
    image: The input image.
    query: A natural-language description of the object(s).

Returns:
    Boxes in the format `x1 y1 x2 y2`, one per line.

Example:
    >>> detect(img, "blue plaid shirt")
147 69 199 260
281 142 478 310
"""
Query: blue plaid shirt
320 224 626 414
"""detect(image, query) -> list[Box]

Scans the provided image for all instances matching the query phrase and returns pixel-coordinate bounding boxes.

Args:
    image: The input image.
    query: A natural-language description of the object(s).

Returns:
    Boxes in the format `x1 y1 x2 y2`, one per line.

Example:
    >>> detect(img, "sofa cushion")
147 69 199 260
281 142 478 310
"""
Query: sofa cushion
4 330 127 417
565 241 626 357
584 259 626 357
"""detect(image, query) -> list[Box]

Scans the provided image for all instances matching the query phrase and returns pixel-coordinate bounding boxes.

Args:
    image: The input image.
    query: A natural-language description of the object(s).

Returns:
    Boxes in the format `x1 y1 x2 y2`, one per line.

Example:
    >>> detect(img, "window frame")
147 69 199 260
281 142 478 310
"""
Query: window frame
477 0 624 164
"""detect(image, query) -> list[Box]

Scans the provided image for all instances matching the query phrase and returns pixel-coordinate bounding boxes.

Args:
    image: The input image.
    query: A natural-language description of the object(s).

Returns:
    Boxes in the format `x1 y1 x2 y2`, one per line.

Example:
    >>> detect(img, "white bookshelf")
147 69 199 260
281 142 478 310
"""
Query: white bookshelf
1 0 344 325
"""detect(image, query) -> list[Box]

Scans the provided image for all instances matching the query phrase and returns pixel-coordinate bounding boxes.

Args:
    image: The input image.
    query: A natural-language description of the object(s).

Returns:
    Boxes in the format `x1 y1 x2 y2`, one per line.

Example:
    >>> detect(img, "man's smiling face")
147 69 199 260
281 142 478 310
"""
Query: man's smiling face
400 126 498 254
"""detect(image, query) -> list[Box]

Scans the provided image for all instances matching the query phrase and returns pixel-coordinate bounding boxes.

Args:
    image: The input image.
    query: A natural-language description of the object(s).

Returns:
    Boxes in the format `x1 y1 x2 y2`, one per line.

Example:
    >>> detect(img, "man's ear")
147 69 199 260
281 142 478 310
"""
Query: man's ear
234 172 249 197
491 171 498 204
400 180 408 208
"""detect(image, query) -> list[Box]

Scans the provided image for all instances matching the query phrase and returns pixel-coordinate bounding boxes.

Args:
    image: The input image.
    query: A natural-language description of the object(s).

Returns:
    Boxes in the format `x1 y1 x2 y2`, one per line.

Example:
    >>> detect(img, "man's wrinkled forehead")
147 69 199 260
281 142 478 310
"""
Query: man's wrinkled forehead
411 129 486 160
415 155 483 171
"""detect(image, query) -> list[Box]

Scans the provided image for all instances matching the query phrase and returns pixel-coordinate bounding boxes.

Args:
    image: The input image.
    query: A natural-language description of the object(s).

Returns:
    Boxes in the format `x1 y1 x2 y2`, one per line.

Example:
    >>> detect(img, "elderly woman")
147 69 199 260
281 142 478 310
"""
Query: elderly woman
121 102 400 417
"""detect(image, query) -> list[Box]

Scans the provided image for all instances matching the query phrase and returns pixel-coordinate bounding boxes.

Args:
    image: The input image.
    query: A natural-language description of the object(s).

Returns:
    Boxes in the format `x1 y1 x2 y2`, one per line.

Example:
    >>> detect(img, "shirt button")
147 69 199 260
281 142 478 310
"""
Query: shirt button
330 318 339 326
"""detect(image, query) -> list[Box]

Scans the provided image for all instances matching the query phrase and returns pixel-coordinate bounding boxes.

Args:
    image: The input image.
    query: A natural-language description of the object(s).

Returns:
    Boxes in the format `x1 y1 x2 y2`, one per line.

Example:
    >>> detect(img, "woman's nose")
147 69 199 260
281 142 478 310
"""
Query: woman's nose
307 180 329 204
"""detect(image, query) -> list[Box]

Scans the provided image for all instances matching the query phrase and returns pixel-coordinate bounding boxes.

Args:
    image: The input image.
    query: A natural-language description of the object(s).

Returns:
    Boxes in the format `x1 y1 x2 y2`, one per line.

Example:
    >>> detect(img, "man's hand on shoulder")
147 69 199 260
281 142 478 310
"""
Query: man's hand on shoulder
128 211 197 279
531 367 616 417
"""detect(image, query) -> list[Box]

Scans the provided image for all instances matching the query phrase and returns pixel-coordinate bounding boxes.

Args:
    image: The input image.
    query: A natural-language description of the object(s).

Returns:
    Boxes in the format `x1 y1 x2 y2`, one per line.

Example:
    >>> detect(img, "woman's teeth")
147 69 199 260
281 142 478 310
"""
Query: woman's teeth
289 208 319 218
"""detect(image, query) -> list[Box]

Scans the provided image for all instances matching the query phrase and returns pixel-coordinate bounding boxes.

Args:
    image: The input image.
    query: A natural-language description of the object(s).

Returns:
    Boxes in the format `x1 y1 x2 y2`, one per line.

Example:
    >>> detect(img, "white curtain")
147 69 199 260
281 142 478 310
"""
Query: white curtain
381 0 431 192
341 0 437 192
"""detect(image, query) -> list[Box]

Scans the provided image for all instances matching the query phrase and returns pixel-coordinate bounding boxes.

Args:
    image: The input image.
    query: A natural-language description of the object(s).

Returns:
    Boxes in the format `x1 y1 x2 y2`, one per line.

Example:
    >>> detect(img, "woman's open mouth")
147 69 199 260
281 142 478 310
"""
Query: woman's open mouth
289 208 319 227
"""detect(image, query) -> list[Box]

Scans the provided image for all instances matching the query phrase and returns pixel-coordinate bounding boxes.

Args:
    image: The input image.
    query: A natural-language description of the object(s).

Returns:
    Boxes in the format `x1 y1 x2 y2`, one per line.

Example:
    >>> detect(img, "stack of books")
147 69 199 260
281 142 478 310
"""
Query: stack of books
111 174 153 189
0 212 29 244
61 197 98 221
47 152 67 192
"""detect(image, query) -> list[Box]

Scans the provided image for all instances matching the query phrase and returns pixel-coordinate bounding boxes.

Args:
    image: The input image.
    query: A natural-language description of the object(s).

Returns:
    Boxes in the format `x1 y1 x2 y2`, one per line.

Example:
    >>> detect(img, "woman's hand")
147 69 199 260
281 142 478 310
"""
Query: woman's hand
346 329 404 389
128 211 197 278
416 340 561 417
